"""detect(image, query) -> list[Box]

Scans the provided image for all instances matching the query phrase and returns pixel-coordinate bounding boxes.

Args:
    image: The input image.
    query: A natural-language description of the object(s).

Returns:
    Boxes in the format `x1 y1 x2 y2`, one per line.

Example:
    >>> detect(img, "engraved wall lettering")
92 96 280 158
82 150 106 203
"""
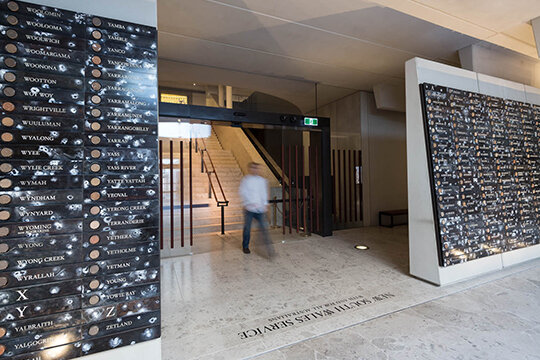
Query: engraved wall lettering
16 306 29 318
16 289 29 301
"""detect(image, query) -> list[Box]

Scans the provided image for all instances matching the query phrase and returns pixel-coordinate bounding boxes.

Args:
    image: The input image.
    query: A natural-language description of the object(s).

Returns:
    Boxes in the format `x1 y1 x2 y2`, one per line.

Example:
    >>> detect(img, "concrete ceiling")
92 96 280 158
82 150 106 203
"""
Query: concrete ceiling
157 0 540 112
369 0 540 58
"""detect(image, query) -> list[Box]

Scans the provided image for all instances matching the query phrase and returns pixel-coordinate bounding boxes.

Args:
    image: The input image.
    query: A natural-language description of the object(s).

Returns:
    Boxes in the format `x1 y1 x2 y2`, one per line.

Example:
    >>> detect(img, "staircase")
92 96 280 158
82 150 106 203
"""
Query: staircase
161 127 245 237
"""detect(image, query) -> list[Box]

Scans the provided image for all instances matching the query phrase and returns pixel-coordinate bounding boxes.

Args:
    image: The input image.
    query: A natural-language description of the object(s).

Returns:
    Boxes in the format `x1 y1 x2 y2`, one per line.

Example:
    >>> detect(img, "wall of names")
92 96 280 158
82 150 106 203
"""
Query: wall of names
0 0 160 358
422 82 540 267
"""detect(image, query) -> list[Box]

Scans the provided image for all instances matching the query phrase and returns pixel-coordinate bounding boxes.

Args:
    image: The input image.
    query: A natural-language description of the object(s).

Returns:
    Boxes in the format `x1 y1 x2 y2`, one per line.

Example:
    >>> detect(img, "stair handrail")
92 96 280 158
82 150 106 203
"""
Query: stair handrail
243 128 285 185
199 137 228 206
197 137 229 235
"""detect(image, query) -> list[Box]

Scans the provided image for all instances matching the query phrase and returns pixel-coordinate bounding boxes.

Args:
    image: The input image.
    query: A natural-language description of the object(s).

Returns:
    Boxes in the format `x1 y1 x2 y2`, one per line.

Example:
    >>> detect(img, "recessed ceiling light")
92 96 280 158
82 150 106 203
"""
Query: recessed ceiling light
354 245 369 250
193 83 197 86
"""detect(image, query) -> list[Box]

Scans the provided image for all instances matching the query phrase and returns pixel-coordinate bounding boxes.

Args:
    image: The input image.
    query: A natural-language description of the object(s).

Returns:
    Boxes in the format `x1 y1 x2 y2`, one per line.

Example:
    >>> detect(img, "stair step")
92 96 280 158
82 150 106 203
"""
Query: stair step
159 126 267 232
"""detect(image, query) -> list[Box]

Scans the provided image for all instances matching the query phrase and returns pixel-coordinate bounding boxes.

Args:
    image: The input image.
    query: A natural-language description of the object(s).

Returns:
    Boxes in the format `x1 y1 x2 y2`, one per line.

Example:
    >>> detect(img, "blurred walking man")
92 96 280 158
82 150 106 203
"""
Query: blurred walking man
238 162 273 256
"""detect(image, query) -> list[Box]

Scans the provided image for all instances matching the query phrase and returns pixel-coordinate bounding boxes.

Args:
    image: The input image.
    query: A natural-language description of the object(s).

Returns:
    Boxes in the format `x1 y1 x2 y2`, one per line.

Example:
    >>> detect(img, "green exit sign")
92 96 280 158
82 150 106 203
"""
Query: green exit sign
304 117 318 126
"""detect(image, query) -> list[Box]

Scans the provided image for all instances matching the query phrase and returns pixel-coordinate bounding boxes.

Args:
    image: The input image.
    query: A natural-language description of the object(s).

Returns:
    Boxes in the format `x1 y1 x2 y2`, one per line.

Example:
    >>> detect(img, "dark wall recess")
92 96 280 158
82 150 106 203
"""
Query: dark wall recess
421 83 539 267
0 1 159 358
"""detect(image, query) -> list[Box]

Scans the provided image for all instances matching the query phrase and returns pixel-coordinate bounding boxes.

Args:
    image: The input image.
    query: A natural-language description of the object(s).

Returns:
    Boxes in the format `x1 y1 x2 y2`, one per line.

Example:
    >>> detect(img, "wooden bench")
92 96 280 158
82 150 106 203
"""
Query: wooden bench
379 209 408 228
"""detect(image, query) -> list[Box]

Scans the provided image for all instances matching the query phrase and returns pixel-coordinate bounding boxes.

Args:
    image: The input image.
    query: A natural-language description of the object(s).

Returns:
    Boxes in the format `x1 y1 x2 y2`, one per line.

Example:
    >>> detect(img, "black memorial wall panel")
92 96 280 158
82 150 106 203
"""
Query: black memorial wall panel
0 1 159 358
421 83 540 267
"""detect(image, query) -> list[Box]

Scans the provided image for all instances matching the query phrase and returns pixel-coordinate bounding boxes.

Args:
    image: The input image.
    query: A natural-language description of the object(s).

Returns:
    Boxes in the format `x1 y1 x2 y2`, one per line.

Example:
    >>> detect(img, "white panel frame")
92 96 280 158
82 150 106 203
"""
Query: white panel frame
477 73 526 102
524 85 540 104
26 0 157 27
406 57 540 286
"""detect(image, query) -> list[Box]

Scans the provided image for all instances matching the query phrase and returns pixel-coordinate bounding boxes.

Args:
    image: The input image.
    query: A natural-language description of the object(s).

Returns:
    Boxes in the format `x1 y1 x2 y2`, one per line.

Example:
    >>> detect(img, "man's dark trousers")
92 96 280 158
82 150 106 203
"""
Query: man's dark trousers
242 210 271 249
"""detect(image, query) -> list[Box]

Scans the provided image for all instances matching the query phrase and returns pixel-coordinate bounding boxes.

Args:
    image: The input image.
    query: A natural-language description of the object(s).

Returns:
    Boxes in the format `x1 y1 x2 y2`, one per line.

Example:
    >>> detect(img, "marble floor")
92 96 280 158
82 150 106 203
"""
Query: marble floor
160 226 540 360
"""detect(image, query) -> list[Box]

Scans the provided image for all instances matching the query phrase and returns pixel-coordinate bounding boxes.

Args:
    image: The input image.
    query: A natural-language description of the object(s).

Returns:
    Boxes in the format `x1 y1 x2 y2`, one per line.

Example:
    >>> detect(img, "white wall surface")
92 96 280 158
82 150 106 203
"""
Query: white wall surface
23 0 157 27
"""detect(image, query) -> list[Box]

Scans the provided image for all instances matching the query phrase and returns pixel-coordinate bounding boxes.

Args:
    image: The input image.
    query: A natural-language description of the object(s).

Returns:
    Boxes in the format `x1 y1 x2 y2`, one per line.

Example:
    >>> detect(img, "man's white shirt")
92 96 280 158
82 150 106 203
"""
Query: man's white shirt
239 175 268 213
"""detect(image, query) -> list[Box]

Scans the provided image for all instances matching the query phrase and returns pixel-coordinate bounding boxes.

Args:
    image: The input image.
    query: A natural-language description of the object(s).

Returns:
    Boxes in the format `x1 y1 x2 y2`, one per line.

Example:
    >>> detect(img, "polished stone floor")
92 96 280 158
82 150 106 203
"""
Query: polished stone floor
160 226 540 360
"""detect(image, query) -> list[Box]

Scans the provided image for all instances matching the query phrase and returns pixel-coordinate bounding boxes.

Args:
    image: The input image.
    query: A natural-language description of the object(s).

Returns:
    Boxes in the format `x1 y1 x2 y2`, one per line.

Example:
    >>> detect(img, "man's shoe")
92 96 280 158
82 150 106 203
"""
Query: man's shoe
243 248 251 254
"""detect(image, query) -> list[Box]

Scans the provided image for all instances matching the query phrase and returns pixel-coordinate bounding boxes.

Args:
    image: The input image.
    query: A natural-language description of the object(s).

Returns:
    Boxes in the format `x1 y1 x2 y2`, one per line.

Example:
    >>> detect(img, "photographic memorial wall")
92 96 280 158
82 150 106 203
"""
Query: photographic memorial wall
0 1 160 359
421 82 540 267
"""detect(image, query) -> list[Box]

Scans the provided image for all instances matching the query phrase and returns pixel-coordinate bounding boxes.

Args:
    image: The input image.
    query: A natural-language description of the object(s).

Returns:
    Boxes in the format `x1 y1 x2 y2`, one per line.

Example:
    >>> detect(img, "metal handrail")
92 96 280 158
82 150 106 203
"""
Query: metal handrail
196 137 229 234
243 128 284 184
199 138 228 205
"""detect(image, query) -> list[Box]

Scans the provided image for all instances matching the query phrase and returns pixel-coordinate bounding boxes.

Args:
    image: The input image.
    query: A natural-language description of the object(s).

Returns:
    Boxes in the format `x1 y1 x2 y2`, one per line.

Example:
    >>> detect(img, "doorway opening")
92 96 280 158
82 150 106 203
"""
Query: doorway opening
157 103 333 257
